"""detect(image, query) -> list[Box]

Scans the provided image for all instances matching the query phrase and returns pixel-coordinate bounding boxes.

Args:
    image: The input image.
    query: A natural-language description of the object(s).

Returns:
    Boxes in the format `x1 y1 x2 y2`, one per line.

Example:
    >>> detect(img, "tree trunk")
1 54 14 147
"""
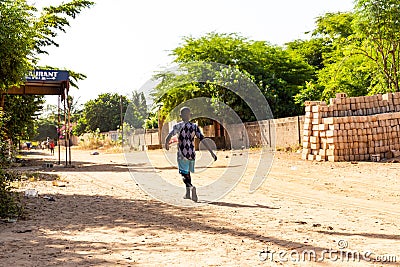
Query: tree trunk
0 94 4 109
390 46 399 92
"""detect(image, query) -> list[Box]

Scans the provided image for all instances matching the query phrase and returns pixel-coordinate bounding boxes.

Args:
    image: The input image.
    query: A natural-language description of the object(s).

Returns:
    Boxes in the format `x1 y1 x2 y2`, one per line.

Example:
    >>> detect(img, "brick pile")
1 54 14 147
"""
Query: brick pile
302 92 400 162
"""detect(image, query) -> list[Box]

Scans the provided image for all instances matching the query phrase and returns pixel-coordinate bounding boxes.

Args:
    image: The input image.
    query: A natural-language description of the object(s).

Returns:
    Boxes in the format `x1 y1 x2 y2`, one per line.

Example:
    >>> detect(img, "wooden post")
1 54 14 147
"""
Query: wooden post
297 116 301 145
64 89 68 166
68 93 71 166
120 95 123 147
268 119 272 148
58 95 61 165
158 109 165 146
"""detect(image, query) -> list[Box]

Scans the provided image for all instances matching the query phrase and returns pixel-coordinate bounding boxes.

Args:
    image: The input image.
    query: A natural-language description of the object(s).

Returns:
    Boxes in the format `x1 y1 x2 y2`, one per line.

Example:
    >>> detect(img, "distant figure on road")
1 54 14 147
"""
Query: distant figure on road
49 140 55 155
41 141 47 150
165 107 217 202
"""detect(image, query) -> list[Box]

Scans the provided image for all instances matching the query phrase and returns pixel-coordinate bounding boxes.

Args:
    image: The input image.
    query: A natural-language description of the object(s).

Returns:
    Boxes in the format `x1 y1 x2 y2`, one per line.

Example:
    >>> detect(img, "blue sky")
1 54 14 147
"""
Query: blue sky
33 0 355 105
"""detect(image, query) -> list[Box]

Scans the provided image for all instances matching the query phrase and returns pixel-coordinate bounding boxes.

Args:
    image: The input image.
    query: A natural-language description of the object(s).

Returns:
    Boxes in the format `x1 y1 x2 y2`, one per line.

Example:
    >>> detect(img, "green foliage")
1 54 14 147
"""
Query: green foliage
313 12 355 40
156 33 314 119
0 0 93 148
353 0 400 92
162 6 400 116
73 116 87 136
2 95 44 143
0 0 94 91
0 108 9 166
127 91 147 129
33 0 95 55
0 169 23 219
294 81 324 105
77 93 130 134
295 3 400 103
0 0 92 219
317 53 373 100
75 91 148 135
286 38 331 71
0 0 36 91
33 118 57 141
144 113 159 129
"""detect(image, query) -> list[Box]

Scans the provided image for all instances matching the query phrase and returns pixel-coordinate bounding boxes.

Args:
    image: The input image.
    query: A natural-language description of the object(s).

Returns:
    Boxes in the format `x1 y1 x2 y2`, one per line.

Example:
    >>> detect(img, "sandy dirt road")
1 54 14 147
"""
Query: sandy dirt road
0 148 399 266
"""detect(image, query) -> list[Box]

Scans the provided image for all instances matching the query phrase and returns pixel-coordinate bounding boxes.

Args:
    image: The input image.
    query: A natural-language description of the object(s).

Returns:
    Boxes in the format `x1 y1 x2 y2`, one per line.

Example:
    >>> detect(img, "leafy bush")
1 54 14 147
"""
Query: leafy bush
0 169 23 219
78 128 120 150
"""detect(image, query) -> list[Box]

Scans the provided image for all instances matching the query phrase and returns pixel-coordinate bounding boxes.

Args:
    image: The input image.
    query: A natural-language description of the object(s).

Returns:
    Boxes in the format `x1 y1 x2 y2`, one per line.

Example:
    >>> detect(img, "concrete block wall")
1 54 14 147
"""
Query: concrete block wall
202 116 303 149
273 116 304 148
124 115 305 150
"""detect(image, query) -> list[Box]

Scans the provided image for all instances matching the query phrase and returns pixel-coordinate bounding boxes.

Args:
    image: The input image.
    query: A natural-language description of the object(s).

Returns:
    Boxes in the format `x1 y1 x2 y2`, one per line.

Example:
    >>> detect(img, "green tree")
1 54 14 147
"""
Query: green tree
156 33 314 119
0 0 94 91
33 97 83 142
294 11 374 102
77 93 129 134
353 0 400 92
2 95 44 143
296 3 400 103
129 91 147 128
33 118 57 141
0 0 93 143
286 38 331 71
0 0 93 220
0 0 35 91
144 112 158 129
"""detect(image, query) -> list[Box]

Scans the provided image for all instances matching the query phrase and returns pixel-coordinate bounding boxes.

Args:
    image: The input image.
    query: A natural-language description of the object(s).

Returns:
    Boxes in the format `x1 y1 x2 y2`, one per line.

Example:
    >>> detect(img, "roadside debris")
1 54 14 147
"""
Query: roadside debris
24 189 38 198
43 196 55 201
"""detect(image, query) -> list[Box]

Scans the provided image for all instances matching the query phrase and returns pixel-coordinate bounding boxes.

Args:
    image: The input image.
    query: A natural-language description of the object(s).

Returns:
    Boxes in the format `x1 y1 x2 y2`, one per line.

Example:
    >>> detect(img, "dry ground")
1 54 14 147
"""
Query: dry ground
0 147 399 266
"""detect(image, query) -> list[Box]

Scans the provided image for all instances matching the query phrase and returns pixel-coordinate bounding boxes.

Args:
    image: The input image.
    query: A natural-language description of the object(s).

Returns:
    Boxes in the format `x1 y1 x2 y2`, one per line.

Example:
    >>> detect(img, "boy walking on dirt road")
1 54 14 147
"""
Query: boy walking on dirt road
165 107 217 202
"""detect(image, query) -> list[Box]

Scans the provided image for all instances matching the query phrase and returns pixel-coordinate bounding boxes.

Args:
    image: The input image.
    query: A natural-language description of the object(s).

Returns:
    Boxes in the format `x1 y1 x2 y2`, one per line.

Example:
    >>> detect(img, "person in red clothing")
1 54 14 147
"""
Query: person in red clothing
49 140 55 155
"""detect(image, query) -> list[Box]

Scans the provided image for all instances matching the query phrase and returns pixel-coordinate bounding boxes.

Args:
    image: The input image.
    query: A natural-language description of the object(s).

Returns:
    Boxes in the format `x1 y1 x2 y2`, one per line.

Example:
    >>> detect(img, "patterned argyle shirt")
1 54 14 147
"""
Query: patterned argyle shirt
170 121 204 160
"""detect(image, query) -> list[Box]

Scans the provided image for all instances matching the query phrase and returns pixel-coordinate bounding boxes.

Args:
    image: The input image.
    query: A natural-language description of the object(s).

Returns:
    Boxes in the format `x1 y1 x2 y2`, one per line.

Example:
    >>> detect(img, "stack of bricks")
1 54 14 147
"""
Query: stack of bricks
302 92 400 162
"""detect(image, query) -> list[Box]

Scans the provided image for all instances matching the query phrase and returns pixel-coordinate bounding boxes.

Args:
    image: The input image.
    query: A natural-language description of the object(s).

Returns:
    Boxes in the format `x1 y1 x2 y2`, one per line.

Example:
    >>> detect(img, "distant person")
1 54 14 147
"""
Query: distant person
165 107 217 202
49 140 55 155
41 141 47 150
26 142 31 150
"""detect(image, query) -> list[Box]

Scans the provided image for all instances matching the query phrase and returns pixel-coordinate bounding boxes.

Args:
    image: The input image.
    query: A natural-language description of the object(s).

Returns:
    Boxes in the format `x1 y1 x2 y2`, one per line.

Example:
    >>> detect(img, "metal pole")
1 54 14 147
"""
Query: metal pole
68 94 71 166
58 95 61 165
120 95 123 147
297 116 301 145
64 89 68 166
268 119 272 148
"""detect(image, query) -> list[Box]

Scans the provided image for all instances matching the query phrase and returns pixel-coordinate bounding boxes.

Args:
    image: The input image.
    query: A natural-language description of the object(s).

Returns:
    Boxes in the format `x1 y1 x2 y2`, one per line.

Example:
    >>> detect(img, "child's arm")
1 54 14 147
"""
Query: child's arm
201 138 217 161
195 125 217 161
165 132 173 150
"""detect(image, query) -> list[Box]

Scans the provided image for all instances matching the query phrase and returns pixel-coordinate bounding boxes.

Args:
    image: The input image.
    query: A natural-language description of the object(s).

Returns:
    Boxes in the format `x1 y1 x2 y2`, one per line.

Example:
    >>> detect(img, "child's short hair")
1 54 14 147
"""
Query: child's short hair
180 107 191 116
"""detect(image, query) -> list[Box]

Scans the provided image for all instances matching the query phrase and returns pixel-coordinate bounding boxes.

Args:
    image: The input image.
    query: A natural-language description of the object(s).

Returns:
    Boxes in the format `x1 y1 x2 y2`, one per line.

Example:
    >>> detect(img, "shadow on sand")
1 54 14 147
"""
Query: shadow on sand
0 193 396 266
